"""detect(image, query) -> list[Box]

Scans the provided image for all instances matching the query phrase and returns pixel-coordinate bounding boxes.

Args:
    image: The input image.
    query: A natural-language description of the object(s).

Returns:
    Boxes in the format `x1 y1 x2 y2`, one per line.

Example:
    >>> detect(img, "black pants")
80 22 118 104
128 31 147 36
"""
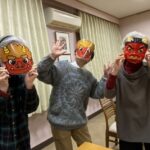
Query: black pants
120 140 150 150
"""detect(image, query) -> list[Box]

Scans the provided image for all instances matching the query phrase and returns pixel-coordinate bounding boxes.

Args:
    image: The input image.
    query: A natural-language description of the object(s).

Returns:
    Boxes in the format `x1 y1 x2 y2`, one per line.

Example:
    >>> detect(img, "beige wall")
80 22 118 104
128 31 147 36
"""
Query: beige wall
120 11 150 39
49 0 119 24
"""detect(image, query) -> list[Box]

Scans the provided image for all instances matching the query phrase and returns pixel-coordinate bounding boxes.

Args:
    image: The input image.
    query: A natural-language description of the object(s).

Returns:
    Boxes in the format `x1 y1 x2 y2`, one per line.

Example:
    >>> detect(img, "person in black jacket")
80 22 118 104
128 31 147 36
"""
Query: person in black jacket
0 35 39 150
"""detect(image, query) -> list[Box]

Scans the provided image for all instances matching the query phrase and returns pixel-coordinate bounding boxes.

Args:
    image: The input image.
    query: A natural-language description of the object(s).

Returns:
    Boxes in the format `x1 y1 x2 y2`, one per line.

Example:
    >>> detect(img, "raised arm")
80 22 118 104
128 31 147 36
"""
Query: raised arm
37 40 66 85
24 65 39 113
90 63 112 99
0 67 10 115
105 54 124 98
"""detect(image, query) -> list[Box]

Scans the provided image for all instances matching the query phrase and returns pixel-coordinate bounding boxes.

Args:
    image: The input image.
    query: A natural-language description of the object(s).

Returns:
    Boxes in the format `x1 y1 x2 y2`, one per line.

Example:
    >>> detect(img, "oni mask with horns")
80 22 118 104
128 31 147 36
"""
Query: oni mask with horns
0 35 33 75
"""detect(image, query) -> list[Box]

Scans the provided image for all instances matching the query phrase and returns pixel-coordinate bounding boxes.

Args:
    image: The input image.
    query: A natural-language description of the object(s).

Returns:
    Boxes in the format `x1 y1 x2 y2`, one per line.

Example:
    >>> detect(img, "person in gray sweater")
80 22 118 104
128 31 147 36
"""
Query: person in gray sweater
105 31 150 150
37 39 110 150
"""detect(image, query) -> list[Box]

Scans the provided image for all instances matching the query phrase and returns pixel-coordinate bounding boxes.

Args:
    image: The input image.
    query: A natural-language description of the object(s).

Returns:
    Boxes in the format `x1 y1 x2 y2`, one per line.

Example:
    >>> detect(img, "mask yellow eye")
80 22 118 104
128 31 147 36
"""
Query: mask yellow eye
87 48 90 52
127 47 132 51
23 57 29 64
138 49 144 53
8 59 16 65
79 48 82 51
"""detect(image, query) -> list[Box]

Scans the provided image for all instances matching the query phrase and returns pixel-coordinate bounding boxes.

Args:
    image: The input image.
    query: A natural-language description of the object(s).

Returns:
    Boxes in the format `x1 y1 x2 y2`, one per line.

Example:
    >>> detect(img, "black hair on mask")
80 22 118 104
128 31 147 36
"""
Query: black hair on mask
90 52 94 60
0 35 13 44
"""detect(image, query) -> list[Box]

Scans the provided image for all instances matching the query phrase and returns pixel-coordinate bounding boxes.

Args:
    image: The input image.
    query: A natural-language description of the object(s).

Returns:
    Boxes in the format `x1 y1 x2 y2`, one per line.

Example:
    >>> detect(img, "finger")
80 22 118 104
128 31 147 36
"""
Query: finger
0 71 9 76
32 72 38 76
56 40 62 47
55 41 58 47
115 57 124 66
58 42 66 50
118 54 124 59
0 66 6 69
32 64 37 67
4 74 9 79
116 56 124 62
32 64 37 70
28 74 38 78
28 69 38 75
116 54 124 61
29 65 37 73
0 72 6 76
147 49 150 52
28 70 37 76
0 67 7 72
119 53 124 56
0 67 9 75
145 54 150 60
0 70 7 75
0 74 9 80
118 58 124 66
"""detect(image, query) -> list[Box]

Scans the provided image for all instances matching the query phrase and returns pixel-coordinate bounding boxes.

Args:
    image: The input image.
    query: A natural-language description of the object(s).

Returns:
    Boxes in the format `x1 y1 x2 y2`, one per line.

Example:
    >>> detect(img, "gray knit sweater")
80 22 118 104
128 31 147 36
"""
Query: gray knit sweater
37 56 106 130
105 64 150 142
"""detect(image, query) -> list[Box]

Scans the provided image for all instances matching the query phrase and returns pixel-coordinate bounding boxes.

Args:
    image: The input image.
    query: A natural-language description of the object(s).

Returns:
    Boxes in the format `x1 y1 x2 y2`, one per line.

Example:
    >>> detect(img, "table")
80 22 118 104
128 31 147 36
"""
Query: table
76 142 113 150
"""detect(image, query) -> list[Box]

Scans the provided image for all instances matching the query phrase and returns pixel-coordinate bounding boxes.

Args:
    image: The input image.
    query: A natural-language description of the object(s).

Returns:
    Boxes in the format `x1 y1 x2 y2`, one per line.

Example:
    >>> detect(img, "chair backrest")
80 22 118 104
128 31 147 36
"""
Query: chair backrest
99 98 116 129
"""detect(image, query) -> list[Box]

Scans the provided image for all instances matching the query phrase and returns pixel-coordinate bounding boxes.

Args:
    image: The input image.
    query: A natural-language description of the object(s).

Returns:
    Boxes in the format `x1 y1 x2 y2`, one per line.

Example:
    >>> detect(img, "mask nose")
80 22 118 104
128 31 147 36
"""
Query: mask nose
15 60 24 68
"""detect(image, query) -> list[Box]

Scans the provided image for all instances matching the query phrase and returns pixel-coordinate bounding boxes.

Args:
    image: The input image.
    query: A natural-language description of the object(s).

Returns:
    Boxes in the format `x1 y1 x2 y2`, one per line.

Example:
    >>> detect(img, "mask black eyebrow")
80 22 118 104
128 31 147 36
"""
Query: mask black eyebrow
127 45 133 49
139 46 146 49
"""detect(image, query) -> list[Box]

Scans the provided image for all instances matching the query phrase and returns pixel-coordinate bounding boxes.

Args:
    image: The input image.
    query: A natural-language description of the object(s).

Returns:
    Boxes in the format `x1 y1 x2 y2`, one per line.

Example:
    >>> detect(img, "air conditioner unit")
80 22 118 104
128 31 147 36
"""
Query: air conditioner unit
44 8 82 31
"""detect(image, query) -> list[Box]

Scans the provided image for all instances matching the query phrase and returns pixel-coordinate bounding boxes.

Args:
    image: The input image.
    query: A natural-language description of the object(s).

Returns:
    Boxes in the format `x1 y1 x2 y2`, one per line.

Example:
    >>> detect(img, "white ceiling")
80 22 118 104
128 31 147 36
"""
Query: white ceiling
77 0 150 18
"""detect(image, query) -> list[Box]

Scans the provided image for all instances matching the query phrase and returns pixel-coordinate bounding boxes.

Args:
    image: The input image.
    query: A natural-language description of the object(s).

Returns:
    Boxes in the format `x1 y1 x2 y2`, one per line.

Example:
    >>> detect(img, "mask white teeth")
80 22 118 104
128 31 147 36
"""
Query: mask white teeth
129 56 141 60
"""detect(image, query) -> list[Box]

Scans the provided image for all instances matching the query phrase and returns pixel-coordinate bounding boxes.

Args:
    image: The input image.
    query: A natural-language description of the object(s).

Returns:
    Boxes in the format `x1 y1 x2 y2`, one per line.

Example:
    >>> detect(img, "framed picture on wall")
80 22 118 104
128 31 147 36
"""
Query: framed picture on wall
55 32 70 54
58 54 72 62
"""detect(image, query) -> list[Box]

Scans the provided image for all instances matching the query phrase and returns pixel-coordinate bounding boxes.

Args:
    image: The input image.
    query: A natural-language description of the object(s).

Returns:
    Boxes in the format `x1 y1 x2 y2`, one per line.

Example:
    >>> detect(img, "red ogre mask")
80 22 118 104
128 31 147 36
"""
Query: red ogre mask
0 36 33 75
75 40 95 62
124 37 148 64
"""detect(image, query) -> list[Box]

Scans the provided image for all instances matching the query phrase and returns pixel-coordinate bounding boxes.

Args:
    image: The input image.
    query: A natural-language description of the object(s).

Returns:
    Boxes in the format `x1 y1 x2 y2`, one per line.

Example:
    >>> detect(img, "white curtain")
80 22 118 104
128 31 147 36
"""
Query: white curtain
0 0 51 114
79 11 122 78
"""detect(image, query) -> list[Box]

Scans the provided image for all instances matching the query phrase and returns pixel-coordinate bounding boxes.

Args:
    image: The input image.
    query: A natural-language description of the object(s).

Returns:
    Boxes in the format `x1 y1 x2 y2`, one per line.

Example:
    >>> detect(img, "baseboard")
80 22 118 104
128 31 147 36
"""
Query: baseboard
31 109 102 150
32 137 54 150
88 109 102 120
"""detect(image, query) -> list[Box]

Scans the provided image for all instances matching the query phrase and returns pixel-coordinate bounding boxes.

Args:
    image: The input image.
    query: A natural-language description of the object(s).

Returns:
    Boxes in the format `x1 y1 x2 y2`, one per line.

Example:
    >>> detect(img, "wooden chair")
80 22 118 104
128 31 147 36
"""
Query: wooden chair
99 98 118 148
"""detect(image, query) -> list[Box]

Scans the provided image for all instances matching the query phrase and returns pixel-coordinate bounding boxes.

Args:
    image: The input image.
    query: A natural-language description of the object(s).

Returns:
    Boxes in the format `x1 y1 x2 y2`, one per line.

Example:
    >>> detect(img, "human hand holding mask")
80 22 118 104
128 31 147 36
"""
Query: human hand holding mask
0 67 9 92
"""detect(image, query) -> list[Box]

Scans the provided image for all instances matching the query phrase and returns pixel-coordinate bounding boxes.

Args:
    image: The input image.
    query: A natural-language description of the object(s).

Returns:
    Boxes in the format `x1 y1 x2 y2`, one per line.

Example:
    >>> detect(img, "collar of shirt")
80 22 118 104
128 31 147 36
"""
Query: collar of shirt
71 61 80 68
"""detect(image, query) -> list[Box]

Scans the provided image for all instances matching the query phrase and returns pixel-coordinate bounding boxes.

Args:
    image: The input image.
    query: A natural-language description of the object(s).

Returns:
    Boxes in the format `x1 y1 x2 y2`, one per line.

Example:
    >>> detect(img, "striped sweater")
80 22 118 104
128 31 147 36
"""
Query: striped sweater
37 56 106 130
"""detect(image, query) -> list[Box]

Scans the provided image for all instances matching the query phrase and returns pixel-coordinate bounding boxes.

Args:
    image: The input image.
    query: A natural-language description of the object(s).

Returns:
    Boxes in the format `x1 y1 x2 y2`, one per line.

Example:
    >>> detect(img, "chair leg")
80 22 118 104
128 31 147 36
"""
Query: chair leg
115 137 118 145
106 133 109 147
